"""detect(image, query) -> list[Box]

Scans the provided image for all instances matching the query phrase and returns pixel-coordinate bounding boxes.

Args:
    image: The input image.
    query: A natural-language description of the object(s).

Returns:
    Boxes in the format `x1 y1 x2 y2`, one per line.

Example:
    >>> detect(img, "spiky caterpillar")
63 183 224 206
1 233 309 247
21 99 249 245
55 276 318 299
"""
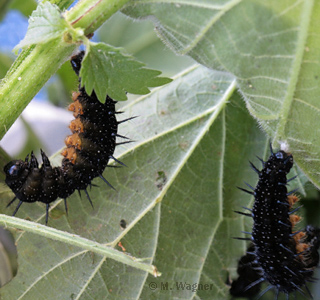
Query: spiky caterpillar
232 145 320 299
3 51 130 225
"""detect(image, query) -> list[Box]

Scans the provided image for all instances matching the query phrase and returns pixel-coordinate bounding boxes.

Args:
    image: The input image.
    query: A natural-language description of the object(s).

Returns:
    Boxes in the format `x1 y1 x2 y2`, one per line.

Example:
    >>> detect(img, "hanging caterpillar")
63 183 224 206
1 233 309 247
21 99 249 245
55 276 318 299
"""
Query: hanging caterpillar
3 51 131 225
231 145 320 299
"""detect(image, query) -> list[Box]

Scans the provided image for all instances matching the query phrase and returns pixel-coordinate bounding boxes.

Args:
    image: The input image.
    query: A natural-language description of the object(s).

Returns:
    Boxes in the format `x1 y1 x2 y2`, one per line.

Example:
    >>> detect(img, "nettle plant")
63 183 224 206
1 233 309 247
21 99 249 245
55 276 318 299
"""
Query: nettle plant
0 1 319 299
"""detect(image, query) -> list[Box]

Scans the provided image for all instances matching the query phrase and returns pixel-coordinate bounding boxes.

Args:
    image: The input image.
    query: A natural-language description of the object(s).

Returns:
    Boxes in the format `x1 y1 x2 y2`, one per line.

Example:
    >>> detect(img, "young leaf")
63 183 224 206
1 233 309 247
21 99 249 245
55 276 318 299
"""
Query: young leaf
14 2 69 51
80 42 172 101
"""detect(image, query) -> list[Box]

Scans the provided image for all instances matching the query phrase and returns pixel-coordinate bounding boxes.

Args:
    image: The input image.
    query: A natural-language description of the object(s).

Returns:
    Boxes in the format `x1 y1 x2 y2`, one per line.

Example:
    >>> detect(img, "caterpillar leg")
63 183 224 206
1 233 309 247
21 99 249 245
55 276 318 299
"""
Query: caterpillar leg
64 198 68 215
12 200 23 216
46 204 50 225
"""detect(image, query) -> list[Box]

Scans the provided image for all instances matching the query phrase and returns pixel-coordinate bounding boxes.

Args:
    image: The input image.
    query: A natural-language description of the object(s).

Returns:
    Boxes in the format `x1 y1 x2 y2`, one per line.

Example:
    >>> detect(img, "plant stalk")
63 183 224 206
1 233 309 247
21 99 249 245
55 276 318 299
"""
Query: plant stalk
66 0 132 36
0 214 161 277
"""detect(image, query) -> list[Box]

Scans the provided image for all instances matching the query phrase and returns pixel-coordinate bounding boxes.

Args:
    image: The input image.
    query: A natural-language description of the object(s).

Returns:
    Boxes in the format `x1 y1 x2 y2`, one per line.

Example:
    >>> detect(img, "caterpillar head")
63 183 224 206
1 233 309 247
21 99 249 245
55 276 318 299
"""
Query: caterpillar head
4 159 28 190
4 152 38 191
265 150 293 175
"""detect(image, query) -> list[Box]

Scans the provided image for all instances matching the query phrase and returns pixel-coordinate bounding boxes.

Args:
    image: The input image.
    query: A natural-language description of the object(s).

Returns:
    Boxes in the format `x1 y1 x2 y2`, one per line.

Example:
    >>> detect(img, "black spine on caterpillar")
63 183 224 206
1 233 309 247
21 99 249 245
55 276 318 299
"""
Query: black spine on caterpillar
233 145 320 299
3 51 128 225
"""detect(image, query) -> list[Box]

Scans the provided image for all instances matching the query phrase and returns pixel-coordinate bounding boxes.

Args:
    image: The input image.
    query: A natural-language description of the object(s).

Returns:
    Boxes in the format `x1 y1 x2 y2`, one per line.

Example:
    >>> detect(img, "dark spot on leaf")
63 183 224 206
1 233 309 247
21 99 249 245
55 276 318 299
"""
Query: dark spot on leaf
247 80 254 89
120 219 127 229
156 171 167 190
160 110 167 115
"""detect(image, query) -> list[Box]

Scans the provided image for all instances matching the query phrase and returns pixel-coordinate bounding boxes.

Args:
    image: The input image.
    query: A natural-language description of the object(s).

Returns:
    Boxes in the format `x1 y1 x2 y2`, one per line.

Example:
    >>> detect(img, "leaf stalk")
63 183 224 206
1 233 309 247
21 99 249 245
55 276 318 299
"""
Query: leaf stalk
0 214 160 277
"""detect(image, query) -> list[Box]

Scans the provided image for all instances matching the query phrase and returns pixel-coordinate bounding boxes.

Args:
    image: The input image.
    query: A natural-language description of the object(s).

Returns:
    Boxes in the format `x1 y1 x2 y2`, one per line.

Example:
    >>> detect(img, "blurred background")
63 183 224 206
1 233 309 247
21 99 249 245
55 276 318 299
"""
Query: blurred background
0 0 193 288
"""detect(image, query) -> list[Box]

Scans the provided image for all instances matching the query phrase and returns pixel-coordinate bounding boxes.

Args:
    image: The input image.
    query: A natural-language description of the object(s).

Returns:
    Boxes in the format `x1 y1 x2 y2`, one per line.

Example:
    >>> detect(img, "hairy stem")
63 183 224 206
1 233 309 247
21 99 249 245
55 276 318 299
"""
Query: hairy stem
66 0 132 35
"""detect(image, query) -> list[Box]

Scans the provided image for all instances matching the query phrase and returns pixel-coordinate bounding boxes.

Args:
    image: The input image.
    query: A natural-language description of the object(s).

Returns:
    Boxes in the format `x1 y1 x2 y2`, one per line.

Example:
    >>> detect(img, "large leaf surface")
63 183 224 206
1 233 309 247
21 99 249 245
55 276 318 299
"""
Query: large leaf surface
0 66 258 300
123 0 320 190
2 1 320 298
1 70 314 300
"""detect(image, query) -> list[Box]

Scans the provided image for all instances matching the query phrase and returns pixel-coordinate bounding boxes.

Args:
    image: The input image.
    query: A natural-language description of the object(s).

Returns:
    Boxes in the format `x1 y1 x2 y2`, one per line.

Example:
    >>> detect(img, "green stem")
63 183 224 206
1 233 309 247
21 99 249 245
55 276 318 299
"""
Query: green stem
0 40 76 139
0 214 161 277
66 0 132 35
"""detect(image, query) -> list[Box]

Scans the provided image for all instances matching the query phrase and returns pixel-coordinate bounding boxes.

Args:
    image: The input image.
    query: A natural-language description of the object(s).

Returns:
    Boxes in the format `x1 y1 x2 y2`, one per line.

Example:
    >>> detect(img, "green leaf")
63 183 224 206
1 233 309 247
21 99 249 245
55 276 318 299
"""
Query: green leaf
81 42 172 101
13 2 69 51
0 66 243 299
123 1 320 190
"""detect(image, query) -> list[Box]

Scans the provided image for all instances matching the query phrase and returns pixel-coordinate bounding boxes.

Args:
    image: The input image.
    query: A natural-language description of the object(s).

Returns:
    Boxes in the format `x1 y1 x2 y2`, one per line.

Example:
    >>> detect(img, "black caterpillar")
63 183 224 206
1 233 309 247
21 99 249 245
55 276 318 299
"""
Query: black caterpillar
3 51 131 225
231 144 320 299
229 244 262 299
